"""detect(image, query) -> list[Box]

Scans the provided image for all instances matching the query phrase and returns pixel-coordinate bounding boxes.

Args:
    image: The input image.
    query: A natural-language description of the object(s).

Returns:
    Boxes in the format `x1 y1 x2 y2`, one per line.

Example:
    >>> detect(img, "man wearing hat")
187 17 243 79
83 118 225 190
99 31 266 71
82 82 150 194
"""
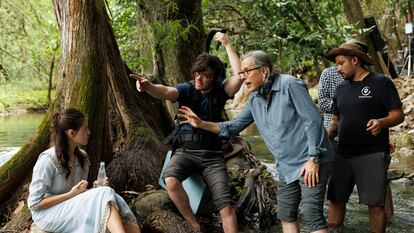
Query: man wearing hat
325 39 405 232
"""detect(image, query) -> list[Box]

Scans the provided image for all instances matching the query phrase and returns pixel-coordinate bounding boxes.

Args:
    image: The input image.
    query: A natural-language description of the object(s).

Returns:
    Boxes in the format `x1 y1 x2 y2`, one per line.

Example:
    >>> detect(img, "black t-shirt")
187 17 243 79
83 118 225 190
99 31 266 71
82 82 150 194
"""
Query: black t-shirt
333 73 402 156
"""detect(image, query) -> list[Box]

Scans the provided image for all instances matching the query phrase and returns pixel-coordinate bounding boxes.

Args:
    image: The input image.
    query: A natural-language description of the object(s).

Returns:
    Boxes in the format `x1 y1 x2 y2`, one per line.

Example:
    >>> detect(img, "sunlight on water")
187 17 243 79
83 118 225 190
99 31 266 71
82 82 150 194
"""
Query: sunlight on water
0 112 45 166
0 147 20 166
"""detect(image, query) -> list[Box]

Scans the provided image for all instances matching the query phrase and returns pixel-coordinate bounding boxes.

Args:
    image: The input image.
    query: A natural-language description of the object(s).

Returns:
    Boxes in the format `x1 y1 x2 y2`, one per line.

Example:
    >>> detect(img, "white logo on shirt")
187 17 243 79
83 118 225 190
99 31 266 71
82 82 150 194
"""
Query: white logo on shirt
359 86 372 98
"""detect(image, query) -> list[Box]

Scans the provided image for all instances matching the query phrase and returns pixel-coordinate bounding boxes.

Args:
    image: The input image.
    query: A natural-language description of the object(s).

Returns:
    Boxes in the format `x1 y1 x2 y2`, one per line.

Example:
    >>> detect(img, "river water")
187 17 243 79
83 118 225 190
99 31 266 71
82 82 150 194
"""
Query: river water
244 135 414 232
0 112 45 165
1 113 413 232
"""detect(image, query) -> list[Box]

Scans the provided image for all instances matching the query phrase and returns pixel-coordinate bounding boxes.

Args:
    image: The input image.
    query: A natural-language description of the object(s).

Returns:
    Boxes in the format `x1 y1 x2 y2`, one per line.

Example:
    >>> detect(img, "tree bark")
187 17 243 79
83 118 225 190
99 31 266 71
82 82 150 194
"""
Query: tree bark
171 0 205 83
47 56 55 106
408 0 413 23
52 0 114 180
53 0 174 193
135 0 204 86
341 0 383 72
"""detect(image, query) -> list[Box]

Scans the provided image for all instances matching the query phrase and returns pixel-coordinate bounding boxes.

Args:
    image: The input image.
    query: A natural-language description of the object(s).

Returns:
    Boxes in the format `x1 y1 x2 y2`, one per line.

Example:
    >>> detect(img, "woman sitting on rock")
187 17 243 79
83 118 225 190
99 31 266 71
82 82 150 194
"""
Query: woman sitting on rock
28 108 140 233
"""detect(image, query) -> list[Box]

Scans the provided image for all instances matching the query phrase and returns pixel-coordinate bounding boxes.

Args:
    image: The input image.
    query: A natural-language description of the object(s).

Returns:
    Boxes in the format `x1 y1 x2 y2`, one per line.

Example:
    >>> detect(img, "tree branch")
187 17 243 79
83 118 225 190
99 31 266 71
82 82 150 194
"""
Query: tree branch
0 47 44 77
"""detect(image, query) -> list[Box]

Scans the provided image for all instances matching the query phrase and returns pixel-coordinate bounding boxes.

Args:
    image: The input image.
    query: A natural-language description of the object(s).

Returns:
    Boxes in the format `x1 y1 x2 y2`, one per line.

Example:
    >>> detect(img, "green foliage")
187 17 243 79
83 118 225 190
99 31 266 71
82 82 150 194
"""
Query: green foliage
203 0 349 72
0 82 54 112
0 0 60 83
228 169 245 198
109 0 199 76
107 0 140 70
0 0 59 112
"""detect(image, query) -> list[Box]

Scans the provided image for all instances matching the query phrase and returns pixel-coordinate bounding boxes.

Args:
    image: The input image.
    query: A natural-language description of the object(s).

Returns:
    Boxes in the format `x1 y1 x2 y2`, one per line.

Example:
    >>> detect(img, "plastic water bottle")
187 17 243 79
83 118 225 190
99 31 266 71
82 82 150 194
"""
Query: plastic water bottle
97 162 106 187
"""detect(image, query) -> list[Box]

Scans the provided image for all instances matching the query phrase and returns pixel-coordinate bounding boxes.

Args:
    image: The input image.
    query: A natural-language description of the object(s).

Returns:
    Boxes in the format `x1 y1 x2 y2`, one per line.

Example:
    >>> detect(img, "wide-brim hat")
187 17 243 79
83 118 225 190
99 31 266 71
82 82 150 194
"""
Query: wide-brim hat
326 39 373 66
222 140 243 159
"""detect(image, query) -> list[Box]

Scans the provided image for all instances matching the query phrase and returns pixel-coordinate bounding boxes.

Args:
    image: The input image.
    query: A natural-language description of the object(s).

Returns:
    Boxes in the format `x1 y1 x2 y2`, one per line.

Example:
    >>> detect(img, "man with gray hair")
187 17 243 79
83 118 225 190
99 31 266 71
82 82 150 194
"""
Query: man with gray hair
179 50 334 233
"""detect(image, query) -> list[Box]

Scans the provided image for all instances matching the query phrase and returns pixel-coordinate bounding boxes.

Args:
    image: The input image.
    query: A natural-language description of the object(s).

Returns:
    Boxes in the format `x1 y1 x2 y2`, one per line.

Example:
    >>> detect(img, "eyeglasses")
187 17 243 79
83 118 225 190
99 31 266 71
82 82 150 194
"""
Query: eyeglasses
194 71 214 80
237 66 263 78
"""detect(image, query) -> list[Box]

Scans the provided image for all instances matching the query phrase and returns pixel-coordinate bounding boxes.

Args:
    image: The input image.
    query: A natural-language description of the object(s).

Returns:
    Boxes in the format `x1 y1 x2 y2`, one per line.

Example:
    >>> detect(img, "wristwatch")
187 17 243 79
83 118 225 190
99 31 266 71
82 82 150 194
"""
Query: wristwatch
310 155 320 164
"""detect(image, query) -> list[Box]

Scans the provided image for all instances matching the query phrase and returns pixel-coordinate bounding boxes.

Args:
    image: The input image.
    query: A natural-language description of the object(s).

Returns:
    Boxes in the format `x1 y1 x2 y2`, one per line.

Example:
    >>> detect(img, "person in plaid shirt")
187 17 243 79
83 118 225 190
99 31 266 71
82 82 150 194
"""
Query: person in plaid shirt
317 66 344 130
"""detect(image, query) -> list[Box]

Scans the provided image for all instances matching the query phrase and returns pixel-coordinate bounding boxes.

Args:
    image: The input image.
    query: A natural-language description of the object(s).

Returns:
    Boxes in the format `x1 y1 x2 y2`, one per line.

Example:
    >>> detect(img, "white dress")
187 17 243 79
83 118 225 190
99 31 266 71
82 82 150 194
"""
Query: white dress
28 147 137 233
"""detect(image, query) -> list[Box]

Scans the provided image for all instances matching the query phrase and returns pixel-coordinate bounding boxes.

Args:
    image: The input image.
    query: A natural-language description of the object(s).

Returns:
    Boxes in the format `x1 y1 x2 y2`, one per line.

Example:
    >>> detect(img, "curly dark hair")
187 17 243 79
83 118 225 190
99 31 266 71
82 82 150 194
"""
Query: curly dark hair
191 52 226 88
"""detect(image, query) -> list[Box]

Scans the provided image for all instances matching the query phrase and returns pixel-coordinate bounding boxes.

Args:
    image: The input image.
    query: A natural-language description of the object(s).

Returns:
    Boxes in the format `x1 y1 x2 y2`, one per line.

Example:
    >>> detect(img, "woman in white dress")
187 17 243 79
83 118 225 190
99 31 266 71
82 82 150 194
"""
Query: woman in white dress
28 108 140 233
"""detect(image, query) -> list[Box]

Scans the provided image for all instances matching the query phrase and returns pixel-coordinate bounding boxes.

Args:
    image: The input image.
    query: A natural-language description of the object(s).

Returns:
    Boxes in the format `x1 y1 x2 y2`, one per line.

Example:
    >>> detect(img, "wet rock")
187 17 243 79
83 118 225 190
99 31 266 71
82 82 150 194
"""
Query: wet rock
387 169 405 181
390 157 400 164
390 177 414 186
398 147 414 157
406 172 414 180
393 134 414 148
141 210 193 233
132 189 175 221
131 137 279 231
402 93 414 113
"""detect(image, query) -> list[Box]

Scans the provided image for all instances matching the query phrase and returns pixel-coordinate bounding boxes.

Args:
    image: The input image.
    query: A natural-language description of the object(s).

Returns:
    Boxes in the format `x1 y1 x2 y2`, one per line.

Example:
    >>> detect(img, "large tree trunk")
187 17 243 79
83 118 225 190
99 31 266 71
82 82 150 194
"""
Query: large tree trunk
341 0 382 72
53 0 175 192
47 56 55 106
134 0 206 120
136 0 205 85
53 0 113 181
171 0 205 83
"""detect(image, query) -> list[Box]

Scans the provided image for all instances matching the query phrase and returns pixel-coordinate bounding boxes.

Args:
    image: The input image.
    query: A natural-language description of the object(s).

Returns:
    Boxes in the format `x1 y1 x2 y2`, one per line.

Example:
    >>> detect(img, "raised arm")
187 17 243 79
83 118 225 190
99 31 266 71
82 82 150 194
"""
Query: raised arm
130 73 179 101
215 33 243 97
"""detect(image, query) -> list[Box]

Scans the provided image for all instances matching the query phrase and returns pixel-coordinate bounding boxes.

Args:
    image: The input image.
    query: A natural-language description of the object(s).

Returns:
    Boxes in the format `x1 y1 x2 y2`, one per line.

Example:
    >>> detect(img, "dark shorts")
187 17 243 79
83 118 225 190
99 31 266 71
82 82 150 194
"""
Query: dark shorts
162 148 233 211
327 151 390 206
277 162 332 232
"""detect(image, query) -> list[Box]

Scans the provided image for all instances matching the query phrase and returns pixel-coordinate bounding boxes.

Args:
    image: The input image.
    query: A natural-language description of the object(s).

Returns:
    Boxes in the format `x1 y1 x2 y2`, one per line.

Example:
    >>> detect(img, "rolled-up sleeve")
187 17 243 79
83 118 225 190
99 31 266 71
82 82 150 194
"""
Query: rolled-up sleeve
27 153 55 211
218 101 254 138
288 79 326 156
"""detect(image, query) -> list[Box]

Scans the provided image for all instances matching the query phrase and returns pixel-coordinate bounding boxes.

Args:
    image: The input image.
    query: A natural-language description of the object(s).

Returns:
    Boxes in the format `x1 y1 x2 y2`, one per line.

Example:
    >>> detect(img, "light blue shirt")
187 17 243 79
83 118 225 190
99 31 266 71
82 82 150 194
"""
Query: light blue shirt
219 74 334 184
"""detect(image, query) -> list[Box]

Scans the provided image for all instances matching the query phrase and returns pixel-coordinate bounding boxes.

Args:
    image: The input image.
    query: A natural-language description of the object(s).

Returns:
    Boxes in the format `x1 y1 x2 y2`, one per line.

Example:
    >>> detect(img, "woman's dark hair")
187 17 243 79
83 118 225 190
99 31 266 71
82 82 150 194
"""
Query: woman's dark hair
191 52 226 88
51 108 86 179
